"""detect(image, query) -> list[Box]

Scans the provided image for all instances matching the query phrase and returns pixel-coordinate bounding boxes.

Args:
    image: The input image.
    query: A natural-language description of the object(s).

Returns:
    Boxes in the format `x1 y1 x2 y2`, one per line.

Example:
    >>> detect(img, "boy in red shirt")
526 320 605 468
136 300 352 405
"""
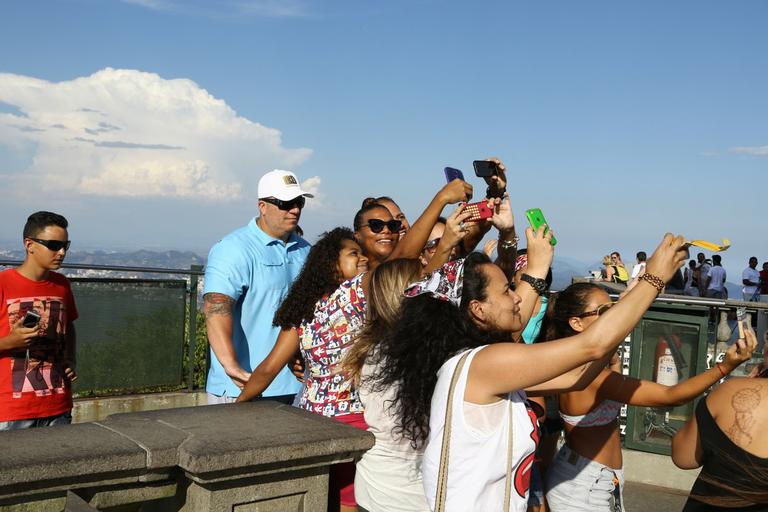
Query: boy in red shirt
0 211 78 429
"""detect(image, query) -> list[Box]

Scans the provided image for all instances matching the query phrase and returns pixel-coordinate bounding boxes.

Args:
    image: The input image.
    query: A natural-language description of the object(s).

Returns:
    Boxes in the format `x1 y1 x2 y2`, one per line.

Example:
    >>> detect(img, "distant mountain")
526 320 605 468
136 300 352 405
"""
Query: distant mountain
551 256 592 291
0 249 205 273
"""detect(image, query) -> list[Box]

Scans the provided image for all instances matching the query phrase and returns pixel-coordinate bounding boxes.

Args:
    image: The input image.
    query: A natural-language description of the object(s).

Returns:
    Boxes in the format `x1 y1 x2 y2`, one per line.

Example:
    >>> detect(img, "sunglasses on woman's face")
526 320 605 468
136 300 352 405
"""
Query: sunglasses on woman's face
366 218 402 234
576 302 614 318
28 238 71 252
261 196 306 211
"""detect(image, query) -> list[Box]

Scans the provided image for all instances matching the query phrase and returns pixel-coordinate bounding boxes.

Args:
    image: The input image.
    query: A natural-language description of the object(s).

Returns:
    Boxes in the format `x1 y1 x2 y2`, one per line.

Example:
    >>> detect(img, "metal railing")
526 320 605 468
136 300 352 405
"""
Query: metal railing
0 260 205 394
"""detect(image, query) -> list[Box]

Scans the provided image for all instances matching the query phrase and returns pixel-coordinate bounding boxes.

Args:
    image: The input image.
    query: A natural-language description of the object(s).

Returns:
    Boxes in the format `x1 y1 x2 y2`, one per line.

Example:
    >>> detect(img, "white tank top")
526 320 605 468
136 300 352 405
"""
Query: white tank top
422 347 539 512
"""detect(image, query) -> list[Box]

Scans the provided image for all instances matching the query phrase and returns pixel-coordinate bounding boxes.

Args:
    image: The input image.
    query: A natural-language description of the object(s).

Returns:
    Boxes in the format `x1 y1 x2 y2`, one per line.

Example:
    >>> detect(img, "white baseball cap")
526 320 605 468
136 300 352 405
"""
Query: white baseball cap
257 169 314 201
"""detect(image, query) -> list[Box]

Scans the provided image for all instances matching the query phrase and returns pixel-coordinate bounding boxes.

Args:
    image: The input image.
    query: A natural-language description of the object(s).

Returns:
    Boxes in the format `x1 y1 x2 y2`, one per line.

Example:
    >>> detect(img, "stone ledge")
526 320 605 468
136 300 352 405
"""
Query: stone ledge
0 400 374 510
0 423 146 487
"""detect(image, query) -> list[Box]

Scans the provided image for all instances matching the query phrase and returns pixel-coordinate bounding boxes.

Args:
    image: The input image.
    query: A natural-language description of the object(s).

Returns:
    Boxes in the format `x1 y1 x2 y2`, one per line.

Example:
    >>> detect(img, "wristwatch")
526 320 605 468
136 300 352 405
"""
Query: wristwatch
520 273 548 295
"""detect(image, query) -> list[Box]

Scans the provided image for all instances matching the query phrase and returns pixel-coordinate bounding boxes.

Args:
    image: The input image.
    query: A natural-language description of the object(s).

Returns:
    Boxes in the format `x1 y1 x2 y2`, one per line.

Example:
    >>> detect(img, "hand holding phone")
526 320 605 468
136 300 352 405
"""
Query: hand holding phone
473 160 498 178
444 167 465 183
463 201 494 223
22 310 41 328
525 208 557 246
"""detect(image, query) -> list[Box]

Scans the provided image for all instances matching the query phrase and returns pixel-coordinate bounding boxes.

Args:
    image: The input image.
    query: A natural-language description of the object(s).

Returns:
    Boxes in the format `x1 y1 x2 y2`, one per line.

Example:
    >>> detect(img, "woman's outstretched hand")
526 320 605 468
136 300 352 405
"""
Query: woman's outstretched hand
644 233 688 283
524 225 554 276
723 329 758 372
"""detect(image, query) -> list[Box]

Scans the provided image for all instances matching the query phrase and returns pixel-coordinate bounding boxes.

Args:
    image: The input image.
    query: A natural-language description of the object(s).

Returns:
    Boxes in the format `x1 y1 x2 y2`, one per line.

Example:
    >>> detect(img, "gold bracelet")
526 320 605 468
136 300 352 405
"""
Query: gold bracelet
638 273 664 294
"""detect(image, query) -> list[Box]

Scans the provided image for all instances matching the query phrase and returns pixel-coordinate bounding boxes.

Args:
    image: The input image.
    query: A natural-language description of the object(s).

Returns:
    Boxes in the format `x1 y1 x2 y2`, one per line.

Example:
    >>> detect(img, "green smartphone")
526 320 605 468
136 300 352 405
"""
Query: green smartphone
525 208 557 246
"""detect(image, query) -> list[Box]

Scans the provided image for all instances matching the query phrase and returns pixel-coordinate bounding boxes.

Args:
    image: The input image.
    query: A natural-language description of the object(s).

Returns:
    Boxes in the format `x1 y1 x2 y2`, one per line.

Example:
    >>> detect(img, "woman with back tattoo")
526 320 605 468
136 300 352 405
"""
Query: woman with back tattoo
672 328 768 511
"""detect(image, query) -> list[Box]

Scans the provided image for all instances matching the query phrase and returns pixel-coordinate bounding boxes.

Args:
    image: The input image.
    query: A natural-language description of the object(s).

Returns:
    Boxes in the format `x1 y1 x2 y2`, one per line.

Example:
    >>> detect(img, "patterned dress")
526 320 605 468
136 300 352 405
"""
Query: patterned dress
297 273 367 417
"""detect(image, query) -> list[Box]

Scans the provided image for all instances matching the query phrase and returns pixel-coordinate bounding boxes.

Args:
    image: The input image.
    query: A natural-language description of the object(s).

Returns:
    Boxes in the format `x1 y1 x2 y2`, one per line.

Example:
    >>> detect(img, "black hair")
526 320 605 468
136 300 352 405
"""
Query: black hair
369 252 494 448
23 211 68 239
273 227 355 328
636 251 647 262
689 259 696 268
353 202 390 231
713 254 722 265
544 282 604 340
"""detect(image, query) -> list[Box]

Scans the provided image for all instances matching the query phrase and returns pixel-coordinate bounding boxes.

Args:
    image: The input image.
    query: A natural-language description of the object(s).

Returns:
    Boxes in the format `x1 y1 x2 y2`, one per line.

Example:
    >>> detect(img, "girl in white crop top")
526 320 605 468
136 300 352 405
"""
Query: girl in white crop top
545 283 755 512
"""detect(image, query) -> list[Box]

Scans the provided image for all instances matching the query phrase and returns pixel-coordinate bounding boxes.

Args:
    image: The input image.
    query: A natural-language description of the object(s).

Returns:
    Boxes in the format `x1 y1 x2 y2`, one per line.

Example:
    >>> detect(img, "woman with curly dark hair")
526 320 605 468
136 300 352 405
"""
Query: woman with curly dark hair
237 227 370 511
368 229 690 511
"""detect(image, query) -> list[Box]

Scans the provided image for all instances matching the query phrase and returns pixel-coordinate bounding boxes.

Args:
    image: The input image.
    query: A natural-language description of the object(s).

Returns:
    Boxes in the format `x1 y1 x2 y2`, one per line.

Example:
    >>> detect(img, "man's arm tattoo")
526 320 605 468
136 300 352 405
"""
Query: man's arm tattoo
725 386 762 446
204 293 234 318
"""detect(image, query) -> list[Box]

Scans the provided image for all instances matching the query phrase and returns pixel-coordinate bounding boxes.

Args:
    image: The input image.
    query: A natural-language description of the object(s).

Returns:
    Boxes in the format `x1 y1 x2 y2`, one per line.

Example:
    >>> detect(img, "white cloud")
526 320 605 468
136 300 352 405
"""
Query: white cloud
729 145 768 157
300 176 324 209
0 68 312 201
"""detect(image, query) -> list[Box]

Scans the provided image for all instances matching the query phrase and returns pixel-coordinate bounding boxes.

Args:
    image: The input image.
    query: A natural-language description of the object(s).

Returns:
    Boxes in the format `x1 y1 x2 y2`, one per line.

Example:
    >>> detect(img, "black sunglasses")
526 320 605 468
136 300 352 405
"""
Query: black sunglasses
575 302 614 318
28 238 71 252
424 237 441 250
366 218 403 234
261 196 306 210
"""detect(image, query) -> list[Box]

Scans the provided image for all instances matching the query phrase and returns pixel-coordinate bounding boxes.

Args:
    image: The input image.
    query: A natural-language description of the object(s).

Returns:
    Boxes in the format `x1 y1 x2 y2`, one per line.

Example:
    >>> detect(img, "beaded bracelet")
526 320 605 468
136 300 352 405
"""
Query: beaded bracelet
638 273 665 293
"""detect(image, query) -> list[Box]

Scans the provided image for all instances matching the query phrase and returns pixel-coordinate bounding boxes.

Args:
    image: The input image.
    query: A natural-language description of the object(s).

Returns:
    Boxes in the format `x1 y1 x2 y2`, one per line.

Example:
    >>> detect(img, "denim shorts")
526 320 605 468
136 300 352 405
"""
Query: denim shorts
0 411 72 431
527 460 545 507
545 444 624 512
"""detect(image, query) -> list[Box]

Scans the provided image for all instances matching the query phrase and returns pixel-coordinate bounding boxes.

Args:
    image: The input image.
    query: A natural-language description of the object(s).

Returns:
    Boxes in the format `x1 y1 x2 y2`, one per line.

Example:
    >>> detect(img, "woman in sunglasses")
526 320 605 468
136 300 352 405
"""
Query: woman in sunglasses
544 282 755 512
353 179 473 272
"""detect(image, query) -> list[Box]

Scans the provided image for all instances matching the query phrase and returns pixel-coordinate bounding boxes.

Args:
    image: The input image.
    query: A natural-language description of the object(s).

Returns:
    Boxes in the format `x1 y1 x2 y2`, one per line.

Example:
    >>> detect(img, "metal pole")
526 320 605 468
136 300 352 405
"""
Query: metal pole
187 265 203 391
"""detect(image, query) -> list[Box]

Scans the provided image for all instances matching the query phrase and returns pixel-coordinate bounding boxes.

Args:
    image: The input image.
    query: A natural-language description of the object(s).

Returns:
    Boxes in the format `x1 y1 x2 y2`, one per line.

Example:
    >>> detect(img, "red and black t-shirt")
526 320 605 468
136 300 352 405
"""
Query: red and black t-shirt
0 269 78 421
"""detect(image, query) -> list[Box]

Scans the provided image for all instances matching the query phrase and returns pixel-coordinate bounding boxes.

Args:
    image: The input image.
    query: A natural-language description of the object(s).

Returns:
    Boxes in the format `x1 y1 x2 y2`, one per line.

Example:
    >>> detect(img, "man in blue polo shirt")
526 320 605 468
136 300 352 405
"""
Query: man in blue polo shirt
203 169 312 404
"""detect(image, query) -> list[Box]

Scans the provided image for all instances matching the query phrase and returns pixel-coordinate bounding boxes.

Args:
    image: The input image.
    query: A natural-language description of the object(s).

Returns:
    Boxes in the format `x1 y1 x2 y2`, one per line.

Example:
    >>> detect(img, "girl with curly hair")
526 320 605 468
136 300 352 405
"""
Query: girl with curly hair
237 227 370 511
369 229 690 511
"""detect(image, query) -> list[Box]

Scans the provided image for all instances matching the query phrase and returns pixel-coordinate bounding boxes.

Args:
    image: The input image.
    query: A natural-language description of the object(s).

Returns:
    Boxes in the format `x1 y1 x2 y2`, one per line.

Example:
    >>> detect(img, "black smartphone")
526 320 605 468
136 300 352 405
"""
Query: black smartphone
473 160 498 178
22 310 41 328
444 167 465 183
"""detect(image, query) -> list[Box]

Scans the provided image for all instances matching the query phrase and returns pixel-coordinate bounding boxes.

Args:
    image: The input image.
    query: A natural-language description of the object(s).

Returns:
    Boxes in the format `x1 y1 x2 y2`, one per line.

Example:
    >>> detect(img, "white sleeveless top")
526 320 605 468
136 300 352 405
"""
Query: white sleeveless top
422 347 539 512
355 356 430 512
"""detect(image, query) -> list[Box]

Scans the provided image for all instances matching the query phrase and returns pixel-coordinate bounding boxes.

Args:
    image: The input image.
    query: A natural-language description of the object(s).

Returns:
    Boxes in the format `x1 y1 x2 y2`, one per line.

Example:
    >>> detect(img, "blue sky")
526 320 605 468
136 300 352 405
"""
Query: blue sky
0 0 766 273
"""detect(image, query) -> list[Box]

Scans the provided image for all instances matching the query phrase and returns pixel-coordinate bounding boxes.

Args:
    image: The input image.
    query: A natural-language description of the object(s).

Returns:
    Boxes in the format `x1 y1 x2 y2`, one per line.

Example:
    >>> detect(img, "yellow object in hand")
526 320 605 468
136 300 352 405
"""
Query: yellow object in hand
684 239 730 252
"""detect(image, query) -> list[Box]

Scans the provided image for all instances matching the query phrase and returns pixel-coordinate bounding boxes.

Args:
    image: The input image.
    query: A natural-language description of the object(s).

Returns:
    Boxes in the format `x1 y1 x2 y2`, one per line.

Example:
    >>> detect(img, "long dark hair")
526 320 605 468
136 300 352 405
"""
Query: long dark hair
369 252 494 447
273 227 355 329
542 282 603 341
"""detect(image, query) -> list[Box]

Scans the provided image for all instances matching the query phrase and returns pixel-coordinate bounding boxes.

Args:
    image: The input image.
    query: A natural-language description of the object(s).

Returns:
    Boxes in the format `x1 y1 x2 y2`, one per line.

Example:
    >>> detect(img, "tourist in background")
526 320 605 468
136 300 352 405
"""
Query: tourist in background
684 260 699 296
630 251 647 281
704 255 727 299
696 252 712 297
742 256 761 301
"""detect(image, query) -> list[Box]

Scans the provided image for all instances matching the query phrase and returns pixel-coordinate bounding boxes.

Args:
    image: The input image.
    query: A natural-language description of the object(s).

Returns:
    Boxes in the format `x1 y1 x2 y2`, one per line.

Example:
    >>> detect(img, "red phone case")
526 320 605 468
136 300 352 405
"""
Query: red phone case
464 201 493 223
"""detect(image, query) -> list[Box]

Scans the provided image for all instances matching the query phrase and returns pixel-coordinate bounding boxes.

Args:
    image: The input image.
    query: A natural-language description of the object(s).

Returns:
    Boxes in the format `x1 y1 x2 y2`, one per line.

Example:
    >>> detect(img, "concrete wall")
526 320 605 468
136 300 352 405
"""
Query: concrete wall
0 402 373 511
73 391 208 424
